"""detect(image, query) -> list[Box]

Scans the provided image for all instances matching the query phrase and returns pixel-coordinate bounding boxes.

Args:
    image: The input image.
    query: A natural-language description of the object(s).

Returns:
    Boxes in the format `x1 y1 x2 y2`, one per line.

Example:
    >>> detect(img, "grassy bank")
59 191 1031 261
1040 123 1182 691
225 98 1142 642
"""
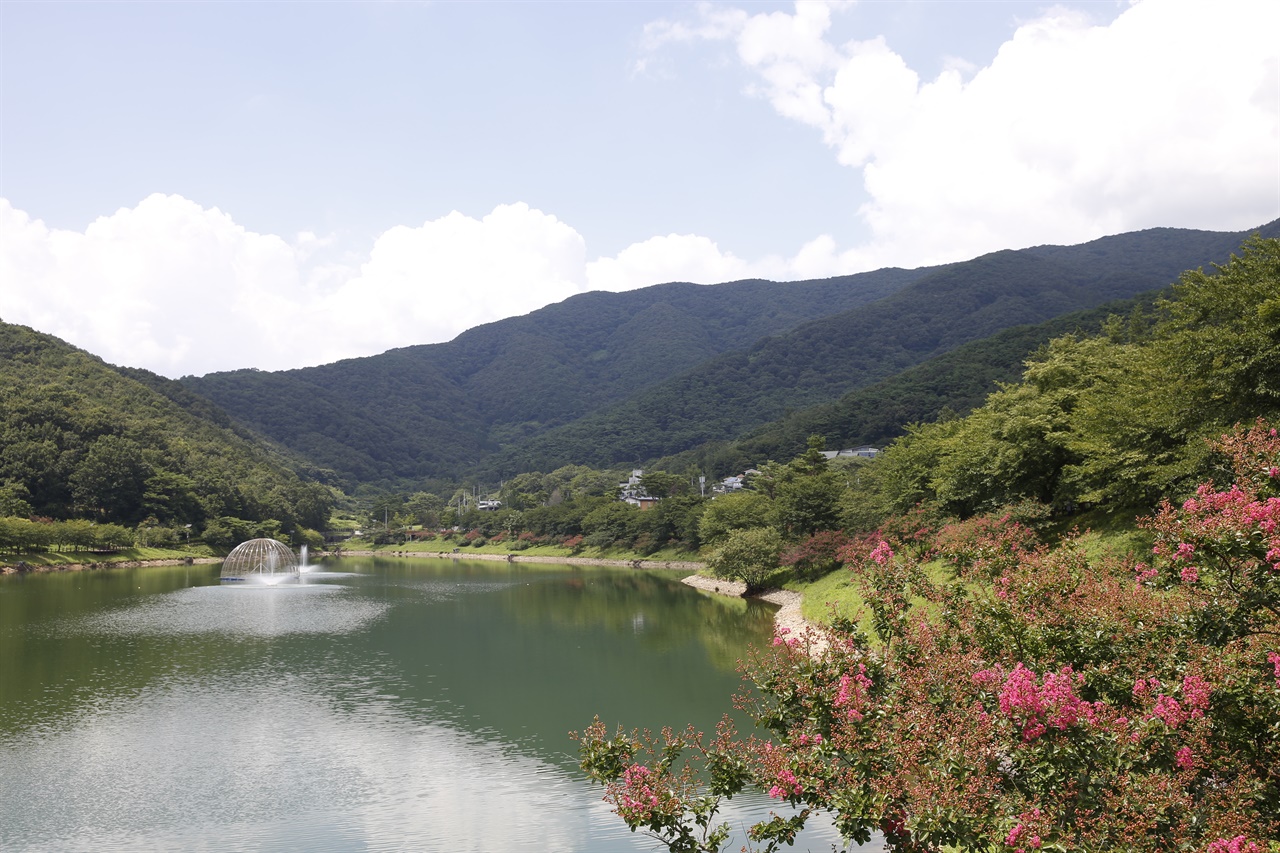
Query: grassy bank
0 544 218 571
777 512 1153 634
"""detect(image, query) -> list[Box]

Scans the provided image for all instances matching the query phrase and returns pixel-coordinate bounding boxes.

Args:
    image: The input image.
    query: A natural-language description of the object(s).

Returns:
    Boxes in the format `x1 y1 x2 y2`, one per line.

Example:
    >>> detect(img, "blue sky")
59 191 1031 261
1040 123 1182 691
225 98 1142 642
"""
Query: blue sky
2 1 1277 378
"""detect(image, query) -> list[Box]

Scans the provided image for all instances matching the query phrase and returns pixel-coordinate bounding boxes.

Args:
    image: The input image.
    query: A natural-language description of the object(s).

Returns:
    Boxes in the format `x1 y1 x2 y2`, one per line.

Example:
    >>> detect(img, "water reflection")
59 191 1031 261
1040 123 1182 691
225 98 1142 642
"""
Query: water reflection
0 558 858 852
71 584 388 639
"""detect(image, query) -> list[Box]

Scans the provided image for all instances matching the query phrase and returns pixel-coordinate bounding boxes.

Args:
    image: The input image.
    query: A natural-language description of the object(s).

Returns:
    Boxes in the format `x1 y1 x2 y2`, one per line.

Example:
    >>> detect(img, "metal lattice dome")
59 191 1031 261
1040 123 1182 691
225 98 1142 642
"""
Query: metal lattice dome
220 538 299 581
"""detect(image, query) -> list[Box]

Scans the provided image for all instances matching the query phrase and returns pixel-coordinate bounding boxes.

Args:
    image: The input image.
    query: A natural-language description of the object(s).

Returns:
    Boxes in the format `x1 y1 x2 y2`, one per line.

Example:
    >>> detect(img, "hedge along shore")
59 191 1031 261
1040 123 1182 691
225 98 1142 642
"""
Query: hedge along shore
332 549 706 571
0 557 222 575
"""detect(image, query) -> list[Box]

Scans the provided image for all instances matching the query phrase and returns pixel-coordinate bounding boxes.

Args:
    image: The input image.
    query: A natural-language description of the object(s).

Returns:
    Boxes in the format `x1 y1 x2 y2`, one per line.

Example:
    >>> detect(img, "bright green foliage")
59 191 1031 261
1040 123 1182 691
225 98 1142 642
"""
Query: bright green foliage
0 321 334 535
698 491 774 547
580 422 1280 852
871 237 1280 519
706 527 783 593
771 438 844 537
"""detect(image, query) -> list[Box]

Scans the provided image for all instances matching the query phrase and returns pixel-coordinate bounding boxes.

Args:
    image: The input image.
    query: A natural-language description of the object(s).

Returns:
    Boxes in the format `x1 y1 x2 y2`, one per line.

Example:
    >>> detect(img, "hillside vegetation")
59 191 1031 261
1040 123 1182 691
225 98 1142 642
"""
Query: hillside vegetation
496 226 1275 475
0 321 333 547
185 267 926 485
576 239 1280 853
184 223 1276 488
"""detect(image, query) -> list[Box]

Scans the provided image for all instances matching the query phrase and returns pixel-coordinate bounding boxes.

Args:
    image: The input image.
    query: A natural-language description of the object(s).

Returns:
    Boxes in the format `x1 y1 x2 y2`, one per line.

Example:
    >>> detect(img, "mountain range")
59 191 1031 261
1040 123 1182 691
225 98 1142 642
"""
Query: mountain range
180 220 1280 488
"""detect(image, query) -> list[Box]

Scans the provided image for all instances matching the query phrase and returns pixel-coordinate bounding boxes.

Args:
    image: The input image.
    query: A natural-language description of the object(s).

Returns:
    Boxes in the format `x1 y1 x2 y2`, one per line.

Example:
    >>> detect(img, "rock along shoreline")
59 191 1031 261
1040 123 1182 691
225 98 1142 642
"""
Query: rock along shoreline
679 574 821 647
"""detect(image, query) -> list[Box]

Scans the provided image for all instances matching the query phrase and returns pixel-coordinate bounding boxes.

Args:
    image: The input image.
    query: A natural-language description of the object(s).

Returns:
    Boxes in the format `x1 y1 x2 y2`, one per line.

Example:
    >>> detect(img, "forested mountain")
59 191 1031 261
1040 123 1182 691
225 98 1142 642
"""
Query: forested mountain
184 222 1277 487
488 224 1278 474
648 291 1165 477
857 234 1280 517
184 268 927 484
0 320 332 532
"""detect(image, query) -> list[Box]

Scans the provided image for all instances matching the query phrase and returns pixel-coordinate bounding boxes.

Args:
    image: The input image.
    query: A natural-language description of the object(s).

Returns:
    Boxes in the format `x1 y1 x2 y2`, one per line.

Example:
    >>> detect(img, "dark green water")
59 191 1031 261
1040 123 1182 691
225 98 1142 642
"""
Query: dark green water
0 557 851 852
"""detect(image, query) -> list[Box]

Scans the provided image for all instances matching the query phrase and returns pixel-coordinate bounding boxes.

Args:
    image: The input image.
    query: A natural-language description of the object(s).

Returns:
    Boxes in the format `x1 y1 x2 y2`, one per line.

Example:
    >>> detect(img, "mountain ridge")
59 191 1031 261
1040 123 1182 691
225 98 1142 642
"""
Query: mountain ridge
168 219 1278 487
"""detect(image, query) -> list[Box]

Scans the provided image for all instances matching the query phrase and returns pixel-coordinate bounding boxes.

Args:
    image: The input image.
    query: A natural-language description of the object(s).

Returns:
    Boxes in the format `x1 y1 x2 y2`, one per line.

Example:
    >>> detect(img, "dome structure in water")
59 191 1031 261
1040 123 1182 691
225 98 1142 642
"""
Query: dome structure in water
220 538 299 582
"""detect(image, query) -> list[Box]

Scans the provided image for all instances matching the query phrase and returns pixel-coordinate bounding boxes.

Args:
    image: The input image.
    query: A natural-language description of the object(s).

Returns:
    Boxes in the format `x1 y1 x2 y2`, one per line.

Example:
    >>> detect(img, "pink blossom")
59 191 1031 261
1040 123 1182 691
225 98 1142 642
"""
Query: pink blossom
973 666 1004 689
768 768 802 799
834 664 874 721
1180 565 1200 583
1207 837 1261 853
1181 675 1211 715
1152 694 1187 728
1268 651 1280 686
616 764 663 820
996 664 1095 740
1174 542 1195 560
869 540 894 565
1175 746 1195 769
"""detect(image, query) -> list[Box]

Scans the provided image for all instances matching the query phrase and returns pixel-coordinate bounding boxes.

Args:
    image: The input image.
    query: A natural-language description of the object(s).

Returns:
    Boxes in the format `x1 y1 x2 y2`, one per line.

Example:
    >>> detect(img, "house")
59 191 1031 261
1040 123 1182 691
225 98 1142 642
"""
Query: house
619 469 659 510
821 446 880 460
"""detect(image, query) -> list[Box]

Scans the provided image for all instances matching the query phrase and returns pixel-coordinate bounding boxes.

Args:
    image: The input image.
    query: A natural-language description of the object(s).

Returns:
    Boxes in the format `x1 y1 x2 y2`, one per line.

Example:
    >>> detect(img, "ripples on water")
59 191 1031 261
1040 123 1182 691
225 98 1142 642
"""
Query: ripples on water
67 584 390 639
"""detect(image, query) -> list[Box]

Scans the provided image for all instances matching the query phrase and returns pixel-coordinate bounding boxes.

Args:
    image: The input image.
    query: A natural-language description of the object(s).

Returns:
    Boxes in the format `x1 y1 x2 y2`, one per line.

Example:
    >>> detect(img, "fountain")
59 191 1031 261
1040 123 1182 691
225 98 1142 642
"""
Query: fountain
220 538 300 584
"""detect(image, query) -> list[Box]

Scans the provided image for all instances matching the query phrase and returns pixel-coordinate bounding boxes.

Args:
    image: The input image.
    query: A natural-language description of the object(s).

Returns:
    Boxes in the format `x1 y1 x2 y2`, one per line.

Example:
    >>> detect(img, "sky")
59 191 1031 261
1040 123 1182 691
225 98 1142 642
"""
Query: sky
1 0 1277 379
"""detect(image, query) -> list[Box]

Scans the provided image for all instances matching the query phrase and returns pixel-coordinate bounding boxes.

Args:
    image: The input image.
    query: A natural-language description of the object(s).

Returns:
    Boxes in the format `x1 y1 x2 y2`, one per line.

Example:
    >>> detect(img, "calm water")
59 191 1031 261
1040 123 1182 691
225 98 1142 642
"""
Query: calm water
0 557 856 852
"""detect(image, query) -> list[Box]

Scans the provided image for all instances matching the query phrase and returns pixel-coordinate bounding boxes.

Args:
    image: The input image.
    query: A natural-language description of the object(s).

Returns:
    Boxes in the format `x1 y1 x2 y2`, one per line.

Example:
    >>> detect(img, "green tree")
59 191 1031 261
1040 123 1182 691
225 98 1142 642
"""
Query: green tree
705 526 783 593
69 435 150 524
0 481 33 518
582 501 641 549
698 490 773 547
771 436 843 537
639 470 688 498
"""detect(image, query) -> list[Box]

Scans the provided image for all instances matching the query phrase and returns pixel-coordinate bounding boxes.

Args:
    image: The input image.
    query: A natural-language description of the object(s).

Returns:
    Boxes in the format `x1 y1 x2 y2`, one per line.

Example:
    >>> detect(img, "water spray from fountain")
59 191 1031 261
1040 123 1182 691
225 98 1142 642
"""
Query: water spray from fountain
220 538 300 584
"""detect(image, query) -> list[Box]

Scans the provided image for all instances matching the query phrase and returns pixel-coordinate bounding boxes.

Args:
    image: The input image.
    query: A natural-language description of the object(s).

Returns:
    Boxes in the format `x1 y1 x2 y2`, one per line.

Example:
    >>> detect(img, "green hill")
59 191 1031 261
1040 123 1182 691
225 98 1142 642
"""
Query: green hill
185 221 1276 488
0 320 332 533
490 224 1277 474
184 268 926 484
649 291 1165 476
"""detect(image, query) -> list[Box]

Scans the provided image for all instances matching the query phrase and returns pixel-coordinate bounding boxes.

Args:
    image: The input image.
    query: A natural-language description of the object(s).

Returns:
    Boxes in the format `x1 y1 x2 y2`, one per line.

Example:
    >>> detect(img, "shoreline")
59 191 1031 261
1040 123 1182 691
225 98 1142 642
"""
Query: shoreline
680 575 824 650
1 556 222 575
330 549 706 571
1 550 820 648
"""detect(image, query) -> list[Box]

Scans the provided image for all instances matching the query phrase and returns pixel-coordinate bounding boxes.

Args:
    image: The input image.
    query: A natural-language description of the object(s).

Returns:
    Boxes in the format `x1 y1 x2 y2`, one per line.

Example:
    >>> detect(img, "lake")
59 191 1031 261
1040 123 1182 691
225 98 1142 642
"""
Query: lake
0 557 862 852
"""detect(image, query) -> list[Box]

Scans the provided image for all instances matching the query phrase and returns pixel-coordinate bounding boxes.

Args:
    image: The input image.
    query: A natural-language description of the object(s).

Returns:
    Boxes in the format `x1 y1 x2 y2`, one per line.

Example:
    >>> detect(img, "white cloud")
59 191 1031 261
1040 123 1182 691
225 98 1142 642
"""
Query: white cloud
0 196 833 377
644 0 1280 267
0 194 306 378
321 204 589 362
586 233 760 290
4 1 1276 378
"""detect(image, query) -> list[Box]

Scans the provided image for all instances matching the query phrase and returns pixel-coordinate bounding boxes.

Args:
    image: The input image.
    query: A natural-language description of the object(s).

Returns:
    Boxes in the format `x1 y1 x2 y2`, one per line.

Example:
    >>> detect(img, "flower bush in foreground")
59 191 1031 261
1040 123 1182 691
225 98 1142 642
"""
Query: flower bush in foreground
577 422 1280 852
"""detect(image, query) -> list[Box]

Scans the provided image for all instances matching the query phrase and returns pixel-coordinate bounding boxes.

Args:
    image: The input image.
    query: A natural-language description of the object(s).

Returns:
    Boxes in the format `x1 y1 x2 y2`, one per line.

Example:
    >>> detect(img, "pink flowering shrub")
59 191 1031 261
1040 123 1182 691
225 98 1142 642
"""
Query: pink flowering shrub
577 420 1280 852
780 529 851 581
934 512 1040 581
1146 419 1280 643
